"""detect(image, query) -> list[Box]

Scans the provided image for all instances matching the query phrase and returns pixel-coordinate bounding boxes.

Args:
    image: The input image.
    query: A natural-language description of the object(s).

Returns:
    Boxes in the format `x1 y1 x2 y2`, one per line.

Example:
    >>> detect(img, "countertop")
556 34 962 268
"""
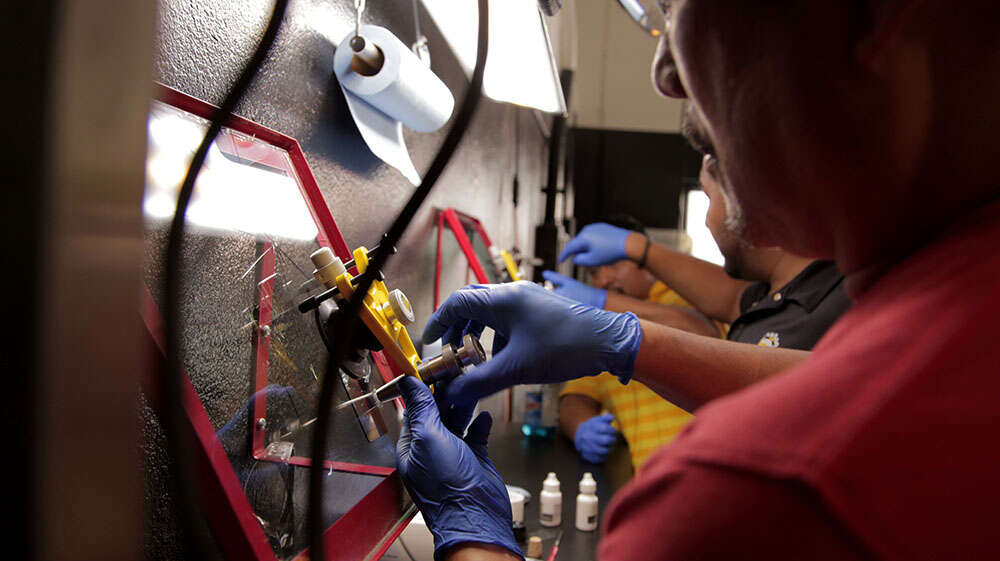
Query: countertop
488 422 633 561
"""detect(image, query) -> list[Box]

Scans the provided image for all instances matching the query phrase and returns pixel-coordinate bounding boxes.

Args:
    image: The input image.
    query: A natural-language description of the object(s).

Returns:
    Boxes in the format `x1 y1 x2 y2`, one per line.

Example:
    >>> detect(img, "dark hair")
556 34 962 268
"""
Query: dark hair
599 213 646 236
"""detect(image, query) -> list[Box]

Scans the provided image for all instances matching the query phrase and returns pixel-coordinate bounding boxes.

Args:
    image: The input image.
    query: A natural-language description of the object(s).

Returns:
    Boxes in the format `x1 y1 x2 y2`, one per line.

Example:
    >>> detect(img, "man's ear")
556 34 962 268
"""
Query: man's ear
855 0 923 68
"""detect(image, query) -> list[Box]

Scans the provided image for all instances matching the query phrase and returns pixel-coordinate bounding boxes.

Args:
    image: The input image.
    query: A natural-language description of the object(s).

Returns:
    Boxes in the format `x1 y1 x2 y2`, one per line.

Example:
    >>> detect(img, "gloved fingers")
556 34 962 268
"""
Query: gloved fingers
592 413 618 433
422 286 496 343
462 320 486 340
558 236 589 263
590 423 619 437
440 324 463 349
463 411 493 461
595 412 616 424
541 270 570 286
569 252 606 268
581 449 610 464
397 376 442 432
397 407 413 462
587 433 618 447
490 331 508 357
445 351 520 406
433 379 475 436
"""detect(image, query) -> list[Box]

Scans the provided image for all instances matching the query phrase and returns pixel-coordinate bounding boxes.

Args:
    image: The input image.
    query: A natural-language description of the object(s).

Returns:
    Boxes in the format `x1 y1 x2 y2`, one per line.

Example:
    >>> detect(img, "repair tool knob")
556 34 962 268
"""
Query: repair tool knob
310 247 347 289
416 333 487 386
387 288 415 326
456 333 486 368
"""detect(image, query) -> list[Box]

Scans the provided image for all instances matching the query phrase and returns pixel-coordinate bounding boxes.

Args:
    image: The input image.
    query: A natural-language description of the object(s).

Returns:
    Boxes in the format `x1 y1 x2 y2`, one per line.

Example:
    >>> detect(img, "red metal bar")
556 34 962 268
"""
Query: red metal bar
292 472 415 561
141 289 278 561
441 208 490 283
252 242 276 456
451 208 495 248
151 84 412 559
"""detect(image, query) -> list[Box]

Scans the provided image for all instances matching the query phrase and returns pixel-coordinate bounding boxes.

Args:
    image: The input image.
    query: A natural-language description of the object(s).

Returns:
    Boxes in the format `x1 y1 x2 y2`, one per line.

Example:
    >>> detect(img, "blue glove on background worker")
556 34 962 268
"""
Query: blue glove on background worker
574 413 619 464
423 282 643 405
395 376 521 561
558 222 632 267
542 270 607 308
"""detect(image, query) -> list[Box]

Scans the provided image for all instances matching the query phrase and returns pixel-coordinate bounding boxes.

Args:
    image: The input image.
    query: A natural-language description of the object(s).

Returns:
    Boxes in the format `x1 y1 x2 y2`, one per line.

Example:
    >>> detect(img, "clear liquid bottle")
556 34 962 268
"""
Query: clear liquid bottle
520 384 557 438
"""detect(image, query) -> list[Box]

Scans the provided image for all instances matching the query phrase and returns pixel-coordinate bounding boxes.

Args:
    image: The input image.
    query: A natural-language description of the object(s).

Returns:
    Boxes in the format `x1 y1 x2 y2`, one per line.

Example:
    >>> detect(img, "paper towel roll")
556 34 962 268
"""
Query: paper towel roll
334 25 455 133
339 89 421 185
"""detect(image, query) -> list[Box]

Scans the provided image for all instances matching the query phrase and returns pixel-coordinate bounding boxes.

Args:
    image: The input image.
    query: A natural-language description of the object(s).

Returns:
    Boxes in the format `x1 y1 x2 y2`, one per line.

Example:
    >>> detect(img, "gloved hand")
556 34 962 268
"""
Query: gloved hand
423 282 643 406
559 222 634 267
542 270 607 309
395 376 521 561
574 413 619 464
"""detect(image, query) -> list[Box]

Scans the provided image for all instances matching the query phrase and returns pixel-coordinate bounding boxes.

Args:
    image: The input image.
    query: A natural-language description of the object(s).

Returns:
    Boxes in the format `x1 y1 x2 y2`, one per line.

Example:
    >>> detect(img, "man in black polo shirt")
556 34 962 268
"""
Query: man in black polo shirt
550 118 849 411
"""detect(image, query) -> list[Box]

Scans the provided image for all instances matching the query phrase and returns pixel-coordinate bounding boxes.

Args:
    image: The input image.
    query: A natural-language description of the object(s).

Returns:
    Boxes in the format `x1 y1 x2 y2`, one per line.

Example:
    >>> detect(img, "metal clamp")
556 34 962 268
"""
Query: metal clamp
416 333 486 386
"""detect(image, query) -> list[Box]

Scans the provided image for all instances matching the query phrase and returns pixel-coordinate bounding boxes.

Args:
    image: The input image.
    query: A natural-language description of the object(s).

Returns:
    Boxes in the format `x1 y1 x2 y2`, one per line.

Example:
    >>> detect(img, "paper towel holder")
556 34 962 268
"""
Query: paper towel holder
349 35 384 76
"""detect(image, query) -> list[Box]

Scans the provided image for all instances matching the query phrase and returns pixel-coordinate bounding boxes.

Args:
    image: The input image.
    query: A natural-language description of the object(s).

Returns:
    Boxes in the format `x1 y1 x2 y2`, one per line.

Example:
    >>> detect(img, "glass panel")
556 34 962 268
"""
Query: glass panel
142 101 403 559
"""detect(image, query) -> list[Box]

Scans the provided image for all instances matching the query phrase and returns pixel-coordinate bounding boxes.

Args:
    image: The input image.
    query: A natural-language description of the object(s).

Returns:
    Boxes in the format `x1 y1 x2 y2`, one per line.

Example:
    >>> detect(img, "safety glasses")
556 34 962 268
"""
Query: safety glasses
615 0 670 37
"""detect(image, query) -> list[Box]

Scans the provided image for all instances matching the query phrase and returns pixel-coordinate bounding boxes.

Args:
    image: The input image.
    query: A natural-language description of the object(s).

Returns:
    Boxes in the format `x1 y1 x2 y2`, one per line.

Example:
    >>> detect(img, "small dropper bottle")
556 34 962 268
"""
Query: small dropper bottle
540 472 562 527
576 472 598 531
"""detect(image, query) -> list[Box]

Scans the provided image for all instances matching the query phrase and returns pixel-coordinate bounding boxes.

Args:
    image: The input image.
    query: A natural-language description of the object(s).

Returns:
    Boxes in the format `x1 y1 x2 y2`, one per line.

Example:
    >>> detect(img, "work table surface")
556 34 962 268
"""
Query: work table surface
488 422 633 561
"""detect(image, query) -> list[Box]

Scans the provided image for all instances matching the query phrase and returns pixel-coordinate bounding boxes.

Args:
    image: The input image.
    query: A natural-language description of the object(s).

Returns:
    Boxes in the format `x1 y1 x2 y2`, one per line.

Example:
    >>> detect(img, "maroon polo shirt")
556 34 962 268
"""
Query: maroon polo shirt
600 200 1000 560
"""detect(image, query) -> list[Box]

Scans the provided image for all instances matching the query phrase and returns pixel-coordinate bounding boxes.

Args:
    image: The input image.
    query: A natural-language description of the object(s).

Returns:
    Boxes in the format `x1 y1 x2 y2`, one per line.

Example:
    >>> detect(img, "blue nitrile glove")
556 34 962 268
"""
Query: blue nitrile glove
395 376 522 561
558 222 633 267
542 270 608 309
574 413 619 464
423 281 643 406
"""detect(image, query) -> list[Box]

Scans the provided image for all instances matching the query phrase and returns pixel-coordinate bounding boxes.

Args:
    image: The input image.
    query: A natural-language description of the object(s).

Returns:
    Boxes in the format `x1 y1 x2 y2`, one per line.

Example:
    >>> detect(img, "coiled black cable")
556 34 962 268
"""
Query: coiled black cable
306 1 490 559
161 1 288 558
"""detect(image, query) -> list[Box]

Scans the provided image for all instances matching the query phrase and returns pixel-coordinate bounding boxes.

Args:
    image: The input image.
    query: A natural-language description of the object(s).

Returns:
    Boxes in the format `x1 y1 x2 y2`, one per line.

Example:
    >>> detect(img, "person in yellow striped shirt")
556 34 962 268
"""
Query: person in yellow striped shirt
553 215 720 469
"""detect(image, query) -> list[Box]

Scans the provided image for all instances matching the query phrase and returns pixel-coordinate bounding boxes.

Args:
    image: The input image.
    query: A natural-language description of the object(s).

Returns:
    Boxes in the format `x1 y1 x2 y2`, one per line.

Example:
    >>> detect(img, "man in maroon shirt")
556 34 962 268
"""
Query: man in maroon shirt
398 1 1000 559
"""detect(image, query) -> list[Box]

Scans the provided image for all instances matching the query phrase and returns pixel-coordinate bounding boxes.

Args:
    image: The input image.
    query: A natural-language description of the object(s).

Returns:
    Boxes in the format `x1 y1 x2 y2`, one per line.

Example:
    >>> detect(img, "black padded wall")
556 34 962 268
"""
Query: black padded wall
572 127 702 230
146 1 552 559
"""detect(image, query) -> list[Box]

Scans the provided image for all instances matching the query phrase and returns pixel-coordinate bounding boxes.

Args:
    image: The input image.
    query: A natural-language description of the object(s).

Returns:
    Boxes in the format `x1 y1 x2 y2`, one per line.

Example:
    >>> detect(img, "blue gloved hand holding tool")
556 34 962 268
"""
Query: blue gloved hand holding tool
541 270 607 309
574 413 619 464
396 376 521 561
423 281 643 406
558 222 632 267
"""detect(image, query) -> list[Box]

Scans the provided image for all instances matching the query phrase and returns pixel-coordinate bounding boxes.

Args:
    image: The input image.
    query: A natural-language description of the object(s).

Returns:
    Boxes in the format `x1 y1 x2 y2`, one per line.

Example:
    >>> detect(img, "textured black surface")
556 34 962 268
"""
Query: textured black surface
146 1 551 559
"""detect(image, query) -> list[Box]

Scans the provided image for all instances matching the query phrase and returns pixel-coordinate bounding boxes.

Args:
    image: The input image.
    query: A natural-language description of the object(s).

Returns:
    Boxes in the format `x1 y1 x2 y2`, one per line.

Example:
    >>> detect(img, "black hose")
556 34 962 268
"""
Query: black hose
306 1 490 559
161 1 288 558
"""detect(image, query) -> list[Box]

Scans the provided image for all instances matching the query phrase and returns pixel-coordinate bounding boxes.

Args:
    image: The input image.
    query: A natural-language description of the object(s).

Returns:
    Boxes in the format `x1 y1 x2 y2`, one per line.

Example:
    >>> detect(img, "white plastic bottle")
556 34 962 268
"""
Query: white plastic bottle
539 472 562 527
576 472 598 531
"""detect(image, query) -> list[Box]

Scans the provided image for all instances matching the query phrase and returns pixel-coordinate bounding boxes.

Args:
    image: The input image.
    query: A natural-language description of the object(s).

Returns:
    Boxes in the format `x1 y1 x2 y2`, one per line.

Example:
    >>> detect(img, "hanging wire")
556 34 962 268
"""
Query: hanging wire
306 1 491 559
412 0 421 38
354 0 366 38
161 1 289 559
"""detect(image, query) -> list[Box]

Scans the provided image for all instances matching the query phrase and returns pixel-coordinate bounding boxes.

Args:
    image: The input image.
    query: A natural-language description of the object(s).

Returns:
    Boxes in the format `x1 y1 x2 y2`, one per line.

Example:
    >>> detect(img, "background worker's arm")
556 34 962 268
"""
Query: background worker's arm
632 319 809 412
426 283 804 410
605 292 721 337
559 390 619 463
559 393 601 440
623 232 749 323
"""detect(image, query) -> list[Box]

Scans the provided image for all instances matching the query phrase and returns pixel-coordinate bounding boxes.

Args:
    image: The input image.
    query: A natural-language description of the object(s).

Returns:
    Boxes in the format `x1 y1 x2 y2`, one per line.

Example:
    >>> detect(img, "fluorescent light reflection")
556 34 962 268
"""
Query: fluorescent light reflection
143 103 319 242
421 0 566 114
684 190 725 266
